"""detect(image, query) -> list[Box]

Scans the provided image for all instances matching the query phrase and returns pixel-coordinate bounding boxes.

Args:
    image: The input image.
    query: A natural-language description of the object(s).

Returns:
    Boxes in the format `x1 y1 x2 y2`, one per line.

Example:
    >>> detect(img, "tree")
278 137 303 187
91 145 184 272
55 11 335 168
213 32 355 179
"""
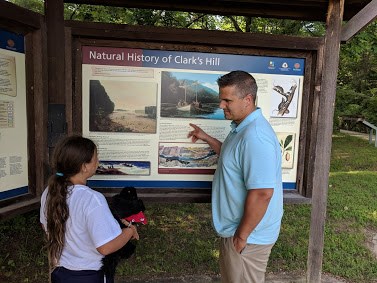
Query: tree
336 21 377 127
9 0 44 13
8 0 326 35
338 22 377 93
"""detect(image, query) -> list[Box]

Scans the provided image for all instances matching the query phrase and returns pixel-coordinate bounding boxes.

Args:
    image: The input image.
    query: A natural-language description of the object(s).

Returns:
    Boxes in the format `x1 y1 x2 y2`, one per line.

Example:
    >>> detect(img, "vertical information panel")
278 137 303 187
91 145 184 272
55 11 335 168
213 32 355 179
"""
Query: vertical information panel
82 46 304 190
0 29 28 200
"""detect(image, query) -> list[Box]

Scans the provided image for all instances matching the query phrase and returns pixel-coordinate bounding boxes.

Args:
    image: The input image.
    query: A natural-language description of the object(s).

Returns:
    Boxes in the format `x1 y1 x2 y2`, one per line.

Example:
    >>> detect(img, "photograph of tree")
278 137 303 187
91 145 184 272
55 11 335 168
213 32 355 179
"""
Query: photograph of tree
160 71 224 119
270 77 300 118
89 80 157 133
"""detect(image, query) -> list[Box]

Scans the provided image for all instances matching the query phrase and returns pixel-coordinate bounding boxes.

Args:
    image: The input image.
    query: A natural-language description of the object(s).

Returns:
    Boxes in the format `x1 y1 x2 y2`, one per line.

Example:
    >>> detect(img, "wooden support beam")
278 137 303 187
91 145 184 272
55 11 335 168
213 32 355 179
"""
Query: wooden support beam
45 0 67 151
45 0 66 104
307 0 344 282
341 0 377 42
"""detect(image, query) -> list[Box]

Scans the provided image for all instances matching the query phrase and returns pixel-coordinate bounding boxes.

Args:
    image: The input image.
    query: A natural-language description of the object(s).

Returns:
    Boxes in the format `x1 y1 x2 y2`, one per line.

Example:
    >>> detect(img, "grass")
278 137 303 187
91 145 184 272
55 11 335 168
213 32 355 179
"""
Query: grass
0 132 376 282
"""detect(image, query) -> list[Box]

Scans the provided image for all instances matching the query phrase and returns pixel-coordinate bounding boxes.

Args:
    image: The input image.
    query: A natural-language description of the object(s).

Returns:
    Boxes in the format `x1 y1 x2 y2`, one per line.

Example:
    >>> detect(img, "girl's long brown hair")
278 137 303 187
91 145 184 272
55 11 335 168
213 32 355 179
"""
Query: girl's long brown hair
44 135 96 269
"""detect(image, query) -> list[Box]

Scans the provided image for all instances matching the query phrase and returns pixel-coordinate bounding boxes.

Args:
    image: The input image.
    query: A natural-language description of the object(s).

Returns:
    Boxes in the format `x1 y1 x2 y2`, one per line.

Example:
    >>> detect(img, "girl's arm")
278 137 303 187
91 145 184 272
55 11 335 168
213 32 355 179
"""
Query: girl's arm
97 225 139 256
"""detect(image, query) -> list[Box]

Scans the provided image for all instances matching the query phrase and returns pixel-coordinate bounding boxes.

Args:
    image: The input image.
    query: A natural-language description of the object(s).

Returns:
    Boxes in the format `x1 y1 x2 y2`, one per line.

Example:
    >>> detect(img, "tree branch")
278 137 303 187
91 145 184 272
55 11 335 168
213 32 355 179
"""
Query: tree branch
227 16 243 32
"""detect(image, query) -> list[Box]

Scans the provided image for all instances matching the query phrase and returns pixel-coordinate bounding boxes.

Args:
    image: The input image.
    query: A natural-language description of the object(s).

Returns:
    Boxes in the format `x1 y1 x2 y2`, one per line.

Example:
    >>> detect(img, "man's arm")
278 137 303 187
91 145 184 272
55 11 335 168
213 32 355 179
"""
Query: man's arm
188 123 222 155
233 188 273 253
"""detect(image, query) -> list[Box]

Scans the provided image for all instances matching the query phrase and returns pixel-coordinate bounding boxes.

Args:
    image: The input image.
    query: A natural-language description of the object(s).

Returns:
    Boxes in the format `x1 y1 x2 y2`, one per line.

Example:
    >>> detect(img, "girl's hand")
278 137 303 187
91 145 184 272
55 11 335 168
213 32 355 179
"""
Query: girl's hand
130 225 139 240
121 219 139 240
121 219 130 226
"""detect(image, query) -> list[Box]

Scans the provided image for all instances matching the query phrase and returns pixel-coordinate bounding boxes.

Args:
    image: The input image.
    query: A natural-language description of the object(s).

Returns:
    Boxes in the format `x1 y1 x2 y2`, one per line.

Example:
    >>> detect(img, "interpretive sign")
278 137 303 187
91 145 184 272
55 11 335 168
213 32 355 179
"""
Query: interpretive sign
82 46 305 190
0 29 28 200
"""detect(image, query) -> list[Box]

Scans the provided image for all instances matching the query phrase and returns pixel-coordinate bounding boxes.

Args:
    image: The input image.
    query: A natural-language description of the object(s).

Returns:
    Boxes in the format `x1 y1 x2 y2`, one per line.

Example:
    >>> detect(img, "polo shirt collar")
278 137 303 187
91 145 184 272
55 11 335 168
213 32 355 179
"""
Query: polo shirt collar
230 107 262 133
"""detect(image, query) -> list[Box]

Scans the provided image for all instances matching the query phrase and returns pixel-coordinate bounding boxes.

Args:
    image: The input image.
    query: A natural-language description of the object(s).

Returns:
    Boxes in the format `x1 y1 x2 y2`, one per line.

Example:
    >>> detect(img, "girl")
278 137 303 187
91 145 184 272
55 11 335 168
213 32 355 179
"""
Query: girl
40 135 139 282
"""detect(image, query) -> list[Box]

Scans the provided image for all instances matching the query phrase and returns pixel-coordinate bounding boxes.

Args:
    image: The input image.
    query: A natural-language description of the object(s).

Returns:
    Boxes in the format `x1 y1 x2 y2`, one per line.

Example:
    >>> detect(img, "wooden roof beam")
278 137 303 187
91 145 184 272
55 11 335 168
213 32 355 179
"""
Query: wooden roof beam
341 0 377 42
0 0 41 32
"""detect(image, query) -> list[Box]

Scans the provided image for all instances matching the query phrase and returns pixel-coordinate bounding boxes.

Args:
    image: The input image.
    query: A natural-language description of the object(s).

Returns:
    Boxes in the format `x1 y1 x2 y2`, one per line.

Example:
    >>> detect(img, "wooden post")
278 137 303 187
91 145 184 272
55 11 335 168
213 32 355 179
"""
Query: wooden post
307 0 344 282
369 129 373 144
45 0 65 104
45 0 66 155
27 22 48 196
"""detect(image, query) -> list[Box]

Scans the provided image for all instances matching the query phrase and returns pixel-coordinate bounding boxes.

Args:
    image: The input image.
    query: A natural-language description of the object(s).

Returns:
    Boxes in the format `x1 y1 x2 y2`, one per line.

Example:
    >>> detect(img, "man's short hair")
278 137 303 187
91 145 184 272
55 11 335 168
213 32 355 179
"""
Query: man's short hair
217 70 258 100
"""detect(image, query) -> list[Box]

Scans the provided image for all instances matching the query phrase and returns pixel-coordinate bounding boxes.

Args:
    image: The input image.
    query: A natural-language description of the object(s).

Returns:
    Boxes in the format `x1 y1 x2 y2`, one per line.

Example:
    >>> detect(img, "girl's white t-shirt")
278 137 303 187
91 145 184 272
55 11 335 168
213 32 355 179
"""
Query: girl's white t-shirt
40 184 122 270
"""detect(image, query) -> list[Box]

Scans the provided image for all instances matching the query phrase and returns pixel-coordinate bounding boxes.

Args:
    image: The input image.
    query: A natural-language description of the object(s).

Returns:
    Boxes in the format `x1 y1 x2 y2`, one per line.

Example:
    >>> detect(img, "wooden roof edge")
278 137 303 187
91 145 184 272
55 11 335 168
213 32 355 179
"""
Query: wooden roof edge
0 0 42 31
66 20 324 51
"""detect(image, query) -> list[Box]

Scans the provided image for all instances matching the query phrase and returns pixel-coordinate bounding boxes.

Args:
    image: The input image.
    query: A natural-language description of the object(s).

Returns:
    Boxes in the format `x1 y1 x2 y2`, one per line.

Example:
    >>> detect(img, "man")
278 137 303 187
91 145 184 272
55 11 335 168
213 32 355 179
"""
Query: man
188 70 283 283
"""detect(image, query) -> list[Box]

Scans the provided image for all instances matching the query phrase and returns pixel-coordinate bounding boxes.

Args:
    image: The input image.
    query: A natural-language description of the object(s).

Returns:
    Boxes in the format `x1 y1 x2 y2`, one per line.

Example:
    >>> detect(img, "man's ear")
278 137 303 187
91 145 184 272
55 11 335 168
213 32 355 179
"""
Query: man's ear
246 94 254 106
250 93 257 106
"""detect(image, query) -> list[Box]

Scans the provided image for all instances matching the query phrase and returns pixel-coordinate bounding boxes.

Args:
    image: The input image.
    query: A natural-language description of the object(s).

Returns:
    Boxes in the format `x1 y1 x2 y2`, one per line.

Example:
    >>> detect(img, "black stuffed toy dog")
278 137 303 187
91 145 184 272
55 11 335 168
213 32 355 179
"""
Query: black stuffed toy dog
111 186 146 218
101 187 146 282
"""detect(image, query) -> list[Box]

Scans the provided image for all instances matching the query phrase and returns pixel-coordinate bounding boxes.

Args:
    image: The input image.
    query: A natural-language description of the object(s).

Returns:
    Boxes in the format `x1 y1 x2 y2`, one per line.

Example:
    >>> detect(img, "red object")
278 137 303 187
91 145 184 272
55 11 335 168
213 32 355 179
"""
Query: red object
124 211 147 225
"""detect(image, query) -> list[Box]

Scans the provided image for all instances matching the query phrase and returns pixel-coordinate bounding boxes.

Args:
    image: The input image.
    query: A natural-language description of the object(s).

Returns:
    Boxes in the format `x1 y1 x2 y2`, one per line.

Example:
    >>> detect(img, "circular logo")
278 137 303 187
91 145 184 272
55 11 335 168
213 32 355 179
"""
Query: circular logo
7 39 15 48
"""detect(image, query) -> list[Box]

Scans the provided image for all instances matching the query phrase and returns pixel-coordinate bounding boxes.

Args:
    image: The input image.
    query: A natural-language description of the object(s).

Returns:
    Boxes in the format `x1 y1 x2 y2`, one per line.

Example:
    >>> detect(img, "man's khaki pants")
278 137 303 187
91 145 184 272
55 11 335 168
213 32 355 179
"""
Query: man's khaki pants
219 237 274 283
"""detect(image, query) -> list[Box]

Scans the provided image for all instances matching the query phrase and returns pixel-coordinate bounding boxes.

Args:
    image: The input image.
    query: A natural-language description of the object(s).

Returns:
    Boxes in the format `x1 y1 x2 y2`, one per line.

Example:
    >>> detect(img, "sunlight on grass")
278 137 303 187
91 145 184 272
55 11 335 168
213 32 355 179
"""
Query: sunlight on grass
211 249 220 259
372 211 377 220
113 203 220 279
325 133 377 281
270 133 377 281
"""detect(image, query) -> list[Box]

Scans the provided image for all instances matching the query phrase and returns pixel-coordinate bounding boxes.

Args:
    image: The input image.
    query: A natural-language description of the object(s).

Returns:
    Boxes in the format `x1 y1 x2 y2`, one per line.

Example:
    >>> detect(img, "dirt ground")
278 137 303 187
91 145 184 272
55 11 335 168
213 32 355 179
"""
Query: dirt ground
118 272 350 283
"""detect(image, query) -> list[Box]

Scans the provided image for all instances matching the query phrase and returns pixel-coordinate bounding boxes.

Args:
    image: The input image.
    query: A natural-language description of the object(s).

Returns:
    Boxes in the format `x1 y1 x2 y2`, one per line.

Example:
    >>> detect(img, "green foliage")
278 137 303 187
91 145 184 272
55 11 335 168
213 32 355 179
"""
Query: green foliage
116 203 219 279
336 22 377 126
217 16 325 35
330 134 377 172
64 5 134 23
335 87 377 127
326 133 377 281
9 0 44 14
8 0 326 36
269 204 311 271
0 212 48 283
272 133 377 282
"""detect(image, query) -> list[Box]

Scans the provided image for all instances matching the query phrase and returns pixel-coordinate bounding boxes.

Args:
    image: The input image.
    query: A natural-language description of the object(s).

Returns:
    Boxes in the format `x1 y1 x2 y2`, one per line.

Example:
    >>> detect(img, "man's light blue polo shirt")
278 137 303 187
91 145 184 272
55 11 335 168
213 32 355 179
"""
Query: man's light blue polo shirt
212 108 283 244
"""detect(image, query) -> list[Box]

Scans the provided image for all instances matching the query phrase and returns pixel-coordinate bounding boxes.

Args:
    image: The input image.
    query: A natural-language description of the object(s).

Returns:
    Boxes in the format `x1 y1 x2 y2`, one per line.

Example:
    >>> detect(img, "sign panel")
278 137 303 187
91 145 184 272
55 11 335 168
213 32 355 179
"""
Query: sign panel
82 46 305 190
0 29 28 200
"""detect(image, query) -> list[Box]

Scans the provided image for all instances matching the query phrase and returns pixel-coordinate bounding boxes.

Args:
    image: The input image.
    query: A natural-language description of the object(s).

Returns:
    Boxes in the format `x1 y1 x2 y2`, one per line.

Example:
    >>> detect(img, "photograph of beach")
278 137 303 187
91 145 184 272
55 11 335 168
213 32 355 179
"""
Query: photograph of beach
96 161 151 176
89 79 158 133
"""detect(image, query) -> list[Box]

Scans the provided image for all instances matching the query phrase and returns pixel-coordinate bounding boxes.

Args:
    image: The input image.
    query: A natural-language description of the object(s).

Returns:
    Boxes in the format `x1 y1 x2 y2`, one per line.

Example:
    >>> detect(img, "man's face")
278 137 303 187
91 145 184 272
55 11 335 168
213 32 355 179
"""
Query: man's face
219 85 252 124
